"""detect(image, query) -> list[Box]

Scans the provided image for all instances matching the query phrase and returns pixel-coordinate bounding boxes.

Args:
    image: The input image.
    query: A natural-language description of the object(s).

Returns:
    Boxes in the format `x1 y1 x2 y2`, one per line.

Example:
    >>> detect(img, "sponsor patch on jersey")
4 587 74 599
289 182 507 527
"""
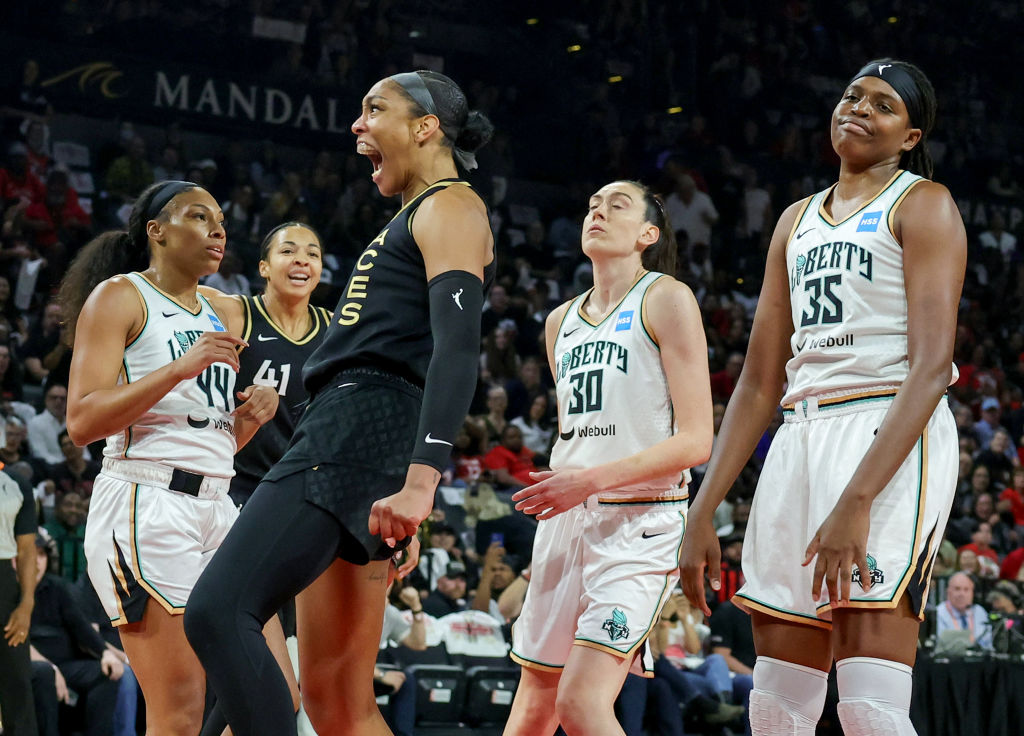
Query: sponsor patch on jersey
614 310 634 332
208 313 226 332
856 211 882 232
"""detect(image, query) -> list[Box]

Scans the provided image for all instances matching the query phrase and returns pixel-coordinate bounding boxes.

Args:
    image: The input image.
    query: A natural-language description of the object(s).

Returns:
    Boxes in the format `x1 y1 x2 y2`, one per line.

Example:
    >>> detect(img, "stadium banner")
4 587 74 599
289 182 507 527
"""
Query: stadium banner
3 36 360 146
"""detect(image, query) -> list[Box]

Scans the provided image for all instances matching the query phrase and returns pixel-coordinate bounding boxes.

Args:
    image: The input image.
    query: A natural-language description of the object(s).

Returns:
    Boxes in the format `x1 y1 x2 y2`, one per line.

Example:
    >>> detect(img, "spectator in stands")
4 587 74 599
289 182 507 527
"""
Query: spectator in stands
975 428 1017 487
715 532 746 605
480 323 521 385
975 397 1005 449
710 351 744 403
936 571 993 649
505 354 546 421
28 533 123 736
957 546 998 580
978 211 1017 263
709 599 756 678
471 542 519 622
422 561 470 618
0 341 26 402
510 391 553 456
152 143 184 182
47 429 100 499
958 521 1003 565
23 168 91 264
665 173 718 257
202 249 251 295
481 283 515 337
104 136 153 204
484 424 541 491
474 384 509 448
998 466 1024 528
21 300 62 386
27 382 70 464
43 490 87 581
652 591 747 727
381 584 428 652
0 415 47 483
0 142 45 208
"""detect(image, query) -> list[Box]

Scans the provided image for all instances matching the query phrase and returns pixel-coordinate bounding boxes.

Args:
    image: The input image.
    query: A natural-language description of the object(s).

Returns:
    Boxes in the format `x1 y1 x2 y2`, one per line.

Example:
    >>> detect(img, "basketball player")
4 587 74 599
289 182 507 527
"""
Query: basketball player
505 180 713 736
679 59 965 735
195 221 330 735
60 181 279 735
185 70 494 736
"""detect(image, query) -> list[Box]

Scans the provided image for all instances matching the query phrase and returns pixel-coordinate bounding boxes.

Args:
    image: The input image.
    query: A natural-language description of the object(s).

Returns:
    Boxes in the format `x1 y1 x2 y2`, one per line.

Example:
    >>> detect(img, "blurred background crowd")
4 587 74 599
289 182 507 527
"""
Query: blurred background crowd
2 1 1024 734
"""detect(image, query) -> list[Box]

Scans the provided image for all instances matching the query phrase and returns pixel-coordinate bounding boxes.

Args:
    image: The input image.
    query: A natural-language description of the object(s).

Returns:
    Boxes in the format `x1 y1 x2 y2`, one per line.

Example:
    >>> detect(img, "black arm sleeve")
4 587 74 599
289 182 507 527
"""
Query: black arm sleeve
410 270 484 471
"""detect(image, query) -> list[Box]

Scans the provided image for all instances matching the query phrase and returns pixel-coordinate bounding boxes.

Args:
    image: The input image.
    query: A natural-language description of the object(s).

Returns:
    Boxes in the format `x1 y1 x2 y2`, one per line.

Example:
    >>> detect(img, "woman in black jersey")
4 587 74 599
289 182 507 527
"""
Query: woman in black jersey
185 71 494 736
197 222 329 735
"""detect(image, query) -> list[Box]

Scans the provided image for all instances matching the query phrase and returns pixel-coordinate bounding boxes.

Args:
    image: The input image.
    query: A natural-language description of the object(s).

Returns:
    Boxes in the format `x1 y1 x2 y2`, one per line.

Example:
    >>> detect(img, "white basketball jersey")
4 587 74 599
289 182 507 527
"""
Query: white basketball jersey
104 273 237 477
782 170 958 404
550 271 682 498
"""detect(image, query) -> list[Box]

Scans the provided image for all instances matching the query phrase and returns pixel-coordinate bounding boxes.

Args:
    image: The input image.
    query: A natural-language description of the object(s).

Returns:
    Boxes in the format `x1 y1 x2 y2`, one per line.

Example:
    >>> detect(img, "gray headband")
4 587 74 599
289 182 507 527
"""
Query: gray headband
849 62 925 130
144 180 198 221
390 72 477 171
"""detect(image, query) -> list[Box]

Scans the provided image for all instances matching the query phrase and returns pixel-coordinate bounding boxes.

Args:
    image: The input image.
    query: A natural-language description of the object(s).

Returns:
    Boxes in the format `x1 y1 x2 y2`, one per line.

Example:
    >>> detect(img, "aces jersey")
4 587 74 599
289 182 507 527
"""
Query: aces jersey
232 294 332 490
105 272 237 477
549 271 683 500
782 170 958 405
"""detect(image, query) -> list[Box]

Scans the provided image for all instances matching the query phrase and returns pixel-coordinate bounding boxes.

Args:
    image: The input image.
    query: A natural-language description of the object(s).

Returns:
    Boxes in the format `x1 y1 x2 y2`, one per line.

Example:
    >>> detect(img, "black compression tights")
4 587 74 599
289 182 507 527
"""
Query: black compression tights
185 475 344 736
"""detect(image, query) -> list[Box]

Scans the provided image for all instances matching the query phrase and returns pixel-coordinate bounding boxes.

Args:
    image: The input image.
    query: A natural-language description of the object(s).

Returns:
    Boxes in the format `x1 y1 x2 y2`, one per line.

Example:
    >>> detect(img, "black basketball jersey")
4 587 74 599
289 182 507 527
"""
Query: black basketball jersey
233 294 332 488
303 178 495 395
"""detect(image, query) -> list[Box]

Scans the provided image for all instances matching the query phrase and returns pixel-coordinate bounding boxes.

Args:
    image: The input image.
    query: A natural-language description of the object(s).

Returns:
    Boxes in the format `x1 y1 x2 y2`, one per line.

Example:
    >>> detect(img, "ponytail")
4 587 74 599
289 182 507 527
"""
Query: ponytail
621 181 678 277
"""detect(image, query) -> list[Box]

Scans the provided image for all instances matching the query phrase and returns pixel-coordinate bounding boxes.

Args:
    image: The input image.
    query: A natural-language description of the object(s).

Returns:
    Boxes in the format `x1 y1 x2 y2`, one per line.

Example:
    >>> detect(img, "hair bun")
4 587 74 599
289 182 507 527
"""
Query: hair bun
455 110 494 153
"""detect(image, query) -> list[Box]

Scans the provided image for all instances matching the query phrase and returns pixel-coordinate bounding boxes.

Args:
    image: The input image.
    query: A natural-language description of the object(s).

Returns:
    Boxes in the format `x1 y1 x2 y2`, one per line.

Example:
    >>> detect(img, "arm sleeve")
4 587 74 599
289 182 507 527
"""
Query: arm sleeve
410 270 484 471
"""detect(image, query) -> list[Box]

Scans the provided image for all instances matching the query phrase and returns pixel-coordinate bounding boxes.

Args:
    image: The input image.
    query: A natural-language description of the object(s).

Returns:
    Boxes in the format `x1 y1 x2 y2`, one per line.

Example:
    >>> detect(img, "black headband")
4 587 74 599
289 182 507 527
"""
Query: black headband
389 72 477 170
143 180 198 221
849 62 924 129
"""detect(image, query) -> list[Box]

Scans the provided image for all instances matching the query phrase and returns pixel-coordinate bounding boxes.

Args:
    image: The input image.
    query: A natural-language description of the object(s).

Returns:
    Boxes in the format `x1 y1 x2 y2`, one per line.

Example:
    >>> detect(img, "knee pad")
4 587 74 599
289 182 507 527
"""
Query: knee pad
749 656 827 735
836 657 916 736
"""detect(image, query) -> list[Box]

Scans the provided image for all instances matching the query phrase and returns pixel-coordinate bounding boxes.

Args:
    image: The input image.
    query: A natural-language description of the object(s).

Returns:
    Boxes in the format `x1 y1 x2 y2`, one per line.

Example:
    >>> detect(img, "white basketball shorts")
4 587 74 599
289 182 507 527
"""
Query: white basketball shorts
84 458 237 626
735 390 957 628
511 496 686 677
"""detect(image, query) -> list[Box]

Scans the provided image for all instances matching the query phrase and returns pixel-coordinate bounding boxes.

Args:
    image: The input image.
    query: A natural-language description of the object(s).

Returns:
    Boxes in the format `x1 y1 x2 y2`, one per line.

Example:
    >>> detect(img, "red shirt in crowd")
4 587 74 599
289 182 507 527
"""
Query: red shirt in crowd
24 188 91 247
483 445 537 486
1000 487 1024 527
958 542 999 563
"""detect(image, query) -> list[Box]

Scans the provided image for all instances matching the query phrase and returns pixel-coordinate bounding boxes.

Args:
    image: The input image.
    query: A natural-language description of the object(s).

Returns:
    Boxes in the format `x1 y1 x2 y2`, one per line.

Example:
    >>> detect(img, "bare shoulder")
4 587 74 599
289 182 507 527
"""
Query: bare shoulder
198 286 245 331
895 179 964 241
415 184 490 233
647 274 698 310
546 300 573 331
645 276 701 344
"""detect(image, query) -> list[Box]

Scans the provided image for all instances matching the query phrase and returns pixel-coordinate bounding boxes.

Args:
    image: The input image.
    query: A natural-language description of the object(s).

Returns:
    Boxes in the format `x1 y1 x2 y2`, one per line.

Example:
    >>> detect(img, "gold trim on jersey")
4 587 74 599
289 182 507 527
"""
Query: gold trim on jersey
575 269 650 328
509 652 564 672
781 388 899 412
733 593 834 630
129 484 185 615
250 294 327 346
123 276 149 349
638 273 669 349
816 169 905 227
135 272 204 315
885 177 927 242
596 493 688 505
786 196 815 245
403 179 472 234
241 294 254 343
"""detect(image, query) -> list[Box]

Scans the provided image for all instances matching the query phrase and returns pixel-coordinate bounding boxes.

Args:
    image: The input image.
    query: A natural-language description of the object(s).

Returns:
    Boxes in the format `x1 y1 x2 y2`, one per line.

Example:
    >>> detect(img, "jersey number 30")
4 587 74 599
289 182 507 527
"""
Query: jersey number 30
567 369 604 415
253 359 291 396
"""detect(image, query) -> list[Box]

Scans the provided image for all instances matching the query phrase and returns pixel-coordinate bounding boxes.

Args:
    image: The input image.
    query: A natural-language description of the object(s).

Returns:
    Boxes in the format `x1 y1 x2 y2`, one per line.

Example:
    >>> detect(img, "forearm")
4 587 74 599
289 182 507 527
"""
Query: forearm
68 362 186 445
578 429 712 498
15 543 37 610
497 576 528 620
689 378 784 520
471 574 494 613
681 620 701 655
233 415 261 451
712 647 753 675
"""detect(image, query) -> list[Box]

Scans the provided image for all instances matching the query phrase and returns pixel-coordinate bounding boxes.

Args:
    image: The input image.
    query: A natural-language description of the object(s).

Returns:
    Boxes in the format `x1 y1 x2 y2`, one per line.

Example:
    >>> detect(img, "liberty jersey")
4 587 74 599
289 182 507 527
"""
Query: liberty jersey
233 295 331 488
782 170 957 404
104 272 237 477
550 271 681 499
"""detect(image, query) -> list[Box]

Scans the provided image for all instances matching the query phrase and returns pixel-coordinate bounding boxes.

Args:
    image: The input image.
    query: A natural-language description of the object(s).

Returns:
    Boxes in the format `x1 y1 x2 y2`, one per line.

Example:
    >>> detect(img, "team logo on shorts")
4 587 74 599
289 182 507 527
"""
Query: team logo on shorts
851 553 885 586
602 608 630 641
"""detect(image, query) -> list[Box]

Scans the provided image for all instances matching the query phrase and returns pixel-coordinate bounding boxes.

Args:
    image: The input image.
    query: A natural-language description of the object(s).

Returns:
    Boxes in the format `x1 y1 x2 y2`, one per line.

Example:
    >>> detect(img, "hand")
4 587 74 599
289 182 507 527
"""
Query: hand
4 602 32 647
396 536 421 580
483 541 506 570
375 669 406 692
803 498 872 607
678 515 721 618
53 665 69 703
232 384 279 426
369 486 433 546
100 649 124 680
398 585 422 610
174 332 246 378
512 469 598 519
